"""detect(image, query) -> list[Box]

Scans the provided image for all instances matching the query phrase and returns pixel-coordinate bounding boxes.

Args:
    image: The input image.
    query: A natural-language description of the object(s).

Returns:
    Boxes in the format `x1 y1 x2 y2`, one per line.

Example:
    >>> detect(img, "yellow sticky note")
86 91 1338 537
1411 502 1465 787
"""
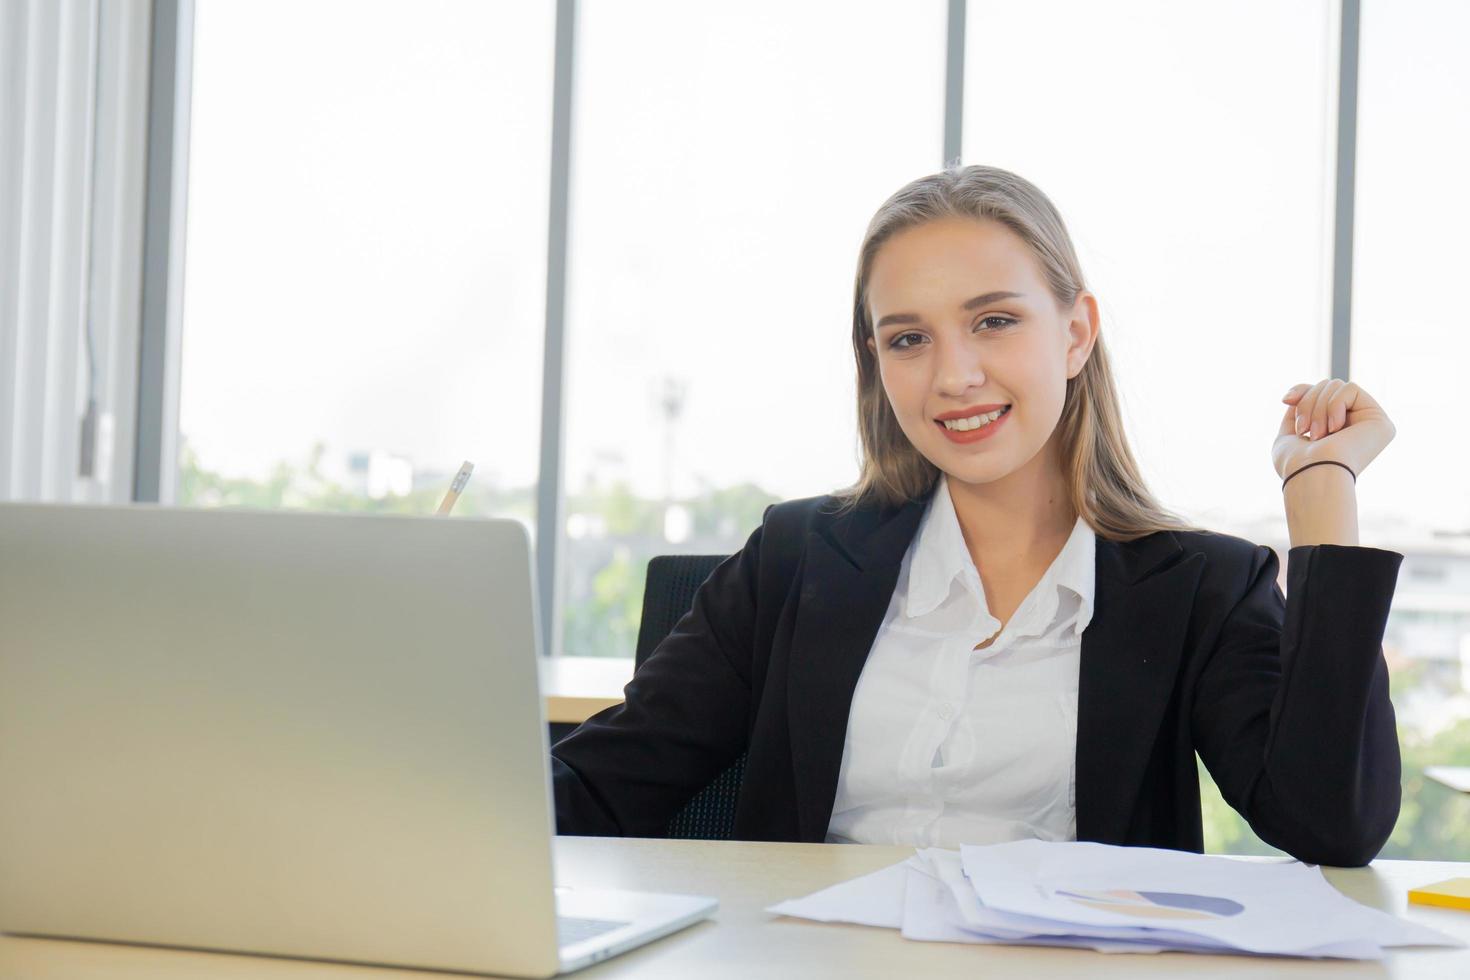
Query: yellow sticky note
1408 878 1470 911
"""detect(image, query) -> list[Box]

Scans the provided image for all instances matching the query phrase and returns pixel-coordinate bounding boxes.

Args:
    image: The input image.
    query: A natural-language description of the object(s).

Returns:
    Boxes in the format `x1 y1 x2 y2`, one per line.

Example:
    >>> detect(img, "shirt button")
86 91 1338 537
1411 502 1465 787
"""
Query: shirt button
937 702 955 720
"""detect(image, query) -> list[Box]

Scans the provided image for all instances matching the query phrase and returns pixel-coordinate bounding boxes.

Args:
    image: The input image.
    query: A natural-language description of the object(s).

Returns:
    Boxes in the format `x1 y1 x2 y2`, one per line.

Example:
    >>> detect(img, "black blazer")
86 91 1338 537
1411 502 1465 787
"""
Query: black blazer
551 492 1403 866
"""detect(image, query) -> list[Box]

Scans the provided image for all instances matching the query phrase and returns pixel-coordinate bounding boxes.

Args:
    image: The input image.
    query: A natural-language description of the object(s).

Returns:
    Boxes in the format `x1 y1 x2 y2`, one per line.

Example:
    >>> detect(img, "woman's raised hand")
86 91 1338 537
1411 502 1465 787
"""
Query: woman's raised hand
1274 379 1395 482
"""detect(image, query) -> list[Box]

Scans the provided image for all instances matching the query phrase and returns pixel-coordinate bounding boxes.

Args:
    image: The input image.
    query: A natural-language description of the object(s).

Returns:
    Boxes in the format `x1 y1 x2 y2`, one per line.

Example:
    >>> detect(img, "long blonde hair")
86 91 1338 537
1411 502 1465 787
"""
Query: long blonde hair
834 165 1194 541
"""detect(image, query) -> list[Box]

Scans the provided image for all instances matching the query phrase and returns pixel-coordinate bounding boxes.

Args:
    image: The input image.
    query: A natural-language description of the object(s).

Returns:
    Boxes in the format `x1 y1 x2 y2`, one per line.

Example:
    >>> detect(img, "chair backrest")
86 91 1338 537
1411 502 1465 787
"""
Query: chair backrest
634 555 729 668
634 555 746 840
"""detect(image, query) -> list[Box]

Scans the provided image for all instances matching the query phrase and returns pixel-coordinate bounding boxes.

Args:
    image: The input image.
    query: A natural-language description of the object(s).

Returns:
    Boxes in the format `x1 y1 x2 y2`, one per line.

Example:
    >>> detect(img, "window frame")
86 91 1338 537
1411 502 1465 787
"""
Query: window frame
134 0 1362 656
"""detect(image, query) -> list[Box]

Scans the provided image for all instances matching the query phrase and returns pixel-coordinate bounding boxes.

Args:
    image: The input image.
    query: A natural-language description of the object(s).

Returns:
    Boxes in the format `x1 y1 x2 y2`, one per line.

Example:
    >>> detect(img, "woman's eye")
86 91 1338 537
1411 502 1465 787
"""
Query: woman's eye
885 318 1013 350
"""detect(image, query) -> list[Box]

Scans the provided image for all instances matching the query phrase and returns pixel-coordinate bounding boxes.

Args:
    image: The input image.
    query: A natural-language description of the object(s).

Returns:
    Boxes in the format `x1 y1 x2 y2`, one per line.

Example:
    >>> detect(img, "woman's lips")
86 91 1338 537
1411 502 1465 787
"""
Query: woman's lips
935 406 1011 444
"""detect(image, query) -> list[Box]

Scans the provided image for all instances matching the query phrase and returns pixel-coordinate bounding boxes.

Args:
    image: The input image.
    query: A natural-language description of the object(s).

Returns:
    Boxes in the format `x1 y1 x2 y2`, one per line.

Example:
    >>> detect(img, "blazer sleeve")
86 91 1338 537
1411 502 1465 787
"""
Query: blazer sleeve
548 518 766 837
1190 543 1403 867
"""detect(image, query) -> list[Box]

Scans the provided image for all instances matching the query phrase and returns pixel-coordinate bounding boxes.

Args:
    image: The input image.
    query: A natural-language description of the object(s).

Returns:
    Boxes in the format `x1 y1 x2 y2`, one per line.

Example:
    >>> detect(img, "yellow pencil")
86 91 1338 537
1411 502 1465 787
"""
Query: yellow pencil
435 461 475 516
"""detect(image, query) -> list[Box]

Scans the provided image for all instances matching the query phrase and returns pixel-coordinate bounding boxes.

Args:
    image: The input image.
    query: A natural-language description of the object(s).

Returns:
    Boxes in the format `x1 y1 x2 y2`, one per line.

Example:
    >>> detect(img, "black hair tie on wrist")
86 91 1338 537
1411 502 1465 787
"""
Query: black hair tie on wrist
1281 459 1356 490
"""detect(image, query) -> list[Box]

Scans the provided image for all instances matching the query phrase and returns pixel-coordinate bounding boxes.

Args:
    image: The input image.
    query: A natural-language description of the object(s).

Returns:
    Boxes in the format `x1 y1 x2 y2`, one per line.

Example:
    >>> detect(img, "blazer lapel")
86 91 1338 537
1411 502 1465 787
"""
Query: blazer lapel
784 499 1205 845
1075 533 1204 845
786 498 925 842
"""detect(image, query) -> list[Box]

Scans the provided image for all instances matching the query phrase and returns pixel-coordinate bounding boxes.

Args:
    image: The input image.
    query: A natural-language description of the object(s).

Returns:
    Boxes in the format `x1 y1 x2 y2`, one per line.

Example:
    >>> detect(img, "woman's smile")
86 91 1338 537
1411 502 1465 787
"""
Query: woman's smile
935 404 1012 444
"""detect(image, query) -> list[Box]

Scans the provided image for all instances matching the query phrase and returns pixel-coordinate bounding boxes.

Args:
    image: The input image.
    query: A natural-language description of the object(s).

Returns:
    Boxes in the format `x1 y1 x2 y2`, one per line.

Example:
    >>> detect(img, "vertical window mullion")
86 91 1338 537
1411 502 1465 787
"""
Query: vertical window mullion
1329 0 1360 380
537 0 577 656
133 0 193 504
944 0 965 166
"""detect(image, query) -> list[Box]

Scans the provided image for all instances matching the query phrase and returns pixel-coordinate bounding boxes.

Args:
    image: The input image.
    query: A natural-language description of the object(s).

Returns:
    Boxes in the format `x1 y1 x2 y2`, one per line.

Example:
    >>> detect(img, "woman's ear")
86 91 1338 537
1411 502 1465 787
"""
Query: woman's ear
1065 292 1100 379
866 336 877 356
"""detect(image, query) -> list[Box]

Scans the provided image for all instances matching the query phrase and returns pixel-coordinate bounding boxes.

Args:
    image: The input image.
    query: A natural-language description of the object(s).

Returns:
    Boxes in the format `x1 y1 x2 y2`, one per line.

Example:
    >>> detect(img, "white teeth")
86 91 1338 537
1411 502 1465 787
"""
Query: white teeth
942 407 1008 431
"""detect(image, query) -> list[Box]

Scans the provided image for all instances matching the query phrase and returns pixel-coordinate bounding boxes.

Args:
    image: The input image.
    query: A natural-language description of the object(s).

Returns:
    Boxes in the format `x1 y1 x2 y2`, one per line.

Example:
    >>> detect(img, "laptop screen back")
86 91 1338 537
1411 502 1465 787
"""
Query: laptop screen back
0 504 561 977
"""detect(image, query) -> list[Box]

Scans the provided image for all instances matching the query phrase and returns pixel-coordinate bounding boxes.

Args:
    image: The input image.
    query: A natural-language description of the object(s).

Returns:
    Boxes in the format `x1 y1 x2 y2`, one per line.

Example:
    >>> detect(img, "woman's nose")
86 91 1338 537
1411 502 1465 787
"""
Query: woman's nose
934 336 986 395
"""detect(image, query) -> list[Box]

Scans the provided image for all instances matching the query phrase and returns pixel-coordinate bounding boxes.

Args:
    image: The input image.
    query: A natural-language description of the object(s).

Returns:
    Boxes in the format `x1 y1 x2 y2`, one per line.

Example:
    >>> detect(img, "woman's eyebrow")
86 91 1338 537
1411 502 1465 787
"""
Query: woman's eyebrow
874 291 1026 330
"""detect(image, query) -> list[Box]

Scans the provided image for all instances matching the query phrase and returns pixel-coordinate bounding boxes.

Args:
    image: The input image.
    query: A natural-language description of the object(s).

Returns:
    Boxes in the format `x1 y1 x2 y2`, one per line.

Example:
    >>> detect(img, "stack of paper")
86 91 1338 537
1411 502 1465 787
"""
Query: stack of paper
768 840 1463 959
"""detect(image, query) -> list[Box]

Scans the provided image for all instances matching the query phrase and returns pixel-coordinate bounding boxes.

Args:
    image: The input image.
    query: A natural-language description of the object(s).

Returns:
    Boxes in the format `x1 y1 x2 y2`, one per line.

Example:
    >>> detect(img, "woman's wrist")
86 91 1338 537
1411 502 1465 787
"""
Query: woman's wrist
1282 462 1359 548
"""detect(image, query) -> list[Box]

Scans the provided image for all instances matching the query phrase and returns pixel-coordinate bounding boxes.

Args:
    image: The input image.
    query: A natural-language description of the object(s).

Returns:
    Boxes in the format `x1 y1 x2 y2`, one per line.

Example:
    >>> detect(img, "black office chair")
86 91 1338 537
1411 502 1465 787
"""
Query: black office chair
634 554 746 840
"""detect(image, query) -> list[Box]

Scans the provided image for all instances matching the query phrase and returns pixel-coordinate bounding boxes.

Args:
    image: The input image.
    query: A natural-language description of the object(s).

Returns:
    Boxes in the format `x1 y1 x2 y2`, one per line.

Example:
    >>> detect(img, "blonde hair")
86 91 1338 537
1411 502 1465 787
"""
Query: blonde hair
835 165 1195 541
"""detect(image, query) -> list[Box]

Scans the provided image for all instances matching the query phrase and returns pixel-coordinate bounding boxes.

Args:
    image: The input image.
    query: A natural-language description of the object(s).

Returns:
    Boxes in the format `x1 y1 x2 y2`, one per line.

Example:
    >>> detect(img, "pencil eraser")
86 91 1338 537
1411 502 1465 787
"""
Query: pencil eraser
1408 878 1470 911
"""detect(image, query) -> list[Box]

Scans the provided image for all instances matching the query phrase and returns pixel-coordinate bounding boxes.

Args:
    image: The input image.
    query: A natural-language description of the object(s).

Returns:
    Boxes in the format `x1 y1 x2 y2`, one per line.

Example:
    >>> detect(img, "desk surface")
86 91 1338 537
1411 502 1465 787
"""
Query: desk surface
1425 766 1470 794
540 657 629 724
3 838 1470 978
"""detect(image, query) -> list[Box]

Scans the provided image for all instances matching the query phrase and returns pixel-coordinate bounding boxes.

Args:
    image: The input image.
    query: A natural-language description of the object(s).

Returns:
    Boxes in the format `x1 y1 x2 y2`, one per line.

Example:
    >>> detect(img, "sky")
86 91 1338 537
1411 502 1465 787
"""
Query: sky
177 0 1469 538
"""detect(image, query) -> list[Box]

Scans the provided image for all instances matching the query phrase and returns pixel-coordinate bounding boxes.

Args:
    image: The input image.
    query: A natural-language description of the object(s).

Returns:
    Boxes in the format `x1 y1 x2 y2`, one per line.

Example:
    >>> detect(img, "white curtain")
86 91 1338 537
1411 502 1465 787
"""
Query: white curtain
0 0 150 502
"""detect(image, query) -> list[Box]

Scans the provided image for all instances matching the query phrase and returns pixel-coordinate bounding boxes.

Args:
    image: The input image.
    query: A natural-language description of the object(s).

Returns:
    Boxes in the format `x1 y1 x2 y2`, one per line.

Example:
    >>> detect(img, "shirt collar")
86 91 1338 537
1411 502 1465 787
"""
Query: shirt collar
902 476 1096 637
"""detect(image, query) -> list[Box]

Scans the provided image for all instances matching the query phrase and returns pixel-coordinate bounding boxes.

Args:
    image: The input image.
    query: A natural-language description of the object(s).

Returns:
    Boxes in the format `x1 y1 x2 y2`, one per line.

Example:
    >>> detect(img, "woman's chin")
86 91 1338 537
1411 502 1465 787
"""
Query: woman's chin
934 456 1014 488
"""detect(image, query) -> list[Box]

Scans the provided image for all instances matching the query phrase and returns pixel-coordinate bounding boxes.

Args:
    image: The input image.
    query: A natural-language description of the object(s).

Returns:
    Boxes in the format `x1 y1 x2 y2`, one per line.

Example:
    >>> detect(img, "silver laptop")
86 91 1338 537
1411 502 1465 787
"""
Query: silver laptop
0 503 715 977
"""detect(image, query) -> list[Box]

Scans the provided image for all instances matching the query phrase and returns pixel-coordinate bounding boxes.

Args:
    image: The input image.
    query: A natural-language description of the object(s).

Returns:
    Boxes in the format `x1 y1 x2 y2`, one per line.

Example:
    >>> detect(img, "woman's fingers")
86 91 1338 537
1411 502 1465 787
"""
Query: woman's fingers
1276 402 1300 439
1324 381 1358 434
1309 378 1346 439
1281 378 1367 440
1284 378 1356 439
1293 381 1326 436
1281 383 1310 404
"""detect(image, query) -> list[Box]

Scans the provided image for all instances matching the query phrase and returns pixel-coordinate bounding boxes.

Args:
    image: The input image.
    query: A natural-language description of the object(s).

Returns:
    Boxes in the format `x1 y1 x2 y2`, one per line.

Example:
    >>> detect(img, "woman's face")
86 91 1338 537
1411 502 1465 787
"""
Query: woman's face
865 216 1098 490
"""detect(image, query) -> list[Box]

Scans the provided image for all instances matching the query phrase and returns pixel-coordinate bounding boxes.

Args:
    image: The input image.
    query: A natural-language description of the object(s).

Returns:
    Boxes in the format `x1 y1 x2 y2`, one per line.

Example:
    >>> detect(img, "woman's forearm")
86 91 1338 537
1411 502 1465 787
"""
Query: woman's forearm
1282 463 1359 548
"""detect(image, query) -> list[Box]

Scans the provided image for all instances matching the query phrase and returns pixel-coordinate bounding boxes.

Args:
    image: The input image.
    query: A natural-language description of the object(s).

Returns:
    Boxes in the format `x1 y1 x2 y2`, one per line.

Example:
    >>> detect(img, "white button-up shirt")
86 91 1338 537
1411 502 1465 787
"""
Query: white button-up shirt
825 475 1096 848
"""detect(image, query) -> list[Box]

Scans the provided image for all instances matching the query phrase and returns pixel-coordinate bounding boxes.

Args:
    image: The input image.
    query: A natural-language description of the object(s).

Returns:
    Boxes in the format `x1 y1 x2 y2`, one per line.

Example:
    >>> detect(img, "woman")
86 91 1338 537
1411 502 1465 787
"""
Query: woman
551 165 1401 867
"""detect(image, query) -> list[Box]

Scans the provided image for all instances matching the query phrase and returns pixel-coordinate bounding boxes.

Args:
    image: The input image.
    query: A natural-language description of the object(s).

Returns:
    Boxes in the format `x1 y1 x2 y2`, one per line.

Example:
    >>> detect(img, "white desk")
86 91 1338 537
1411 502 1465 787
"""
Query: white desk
540 657 630 724
3 838 1469 978
1425 766 1470 794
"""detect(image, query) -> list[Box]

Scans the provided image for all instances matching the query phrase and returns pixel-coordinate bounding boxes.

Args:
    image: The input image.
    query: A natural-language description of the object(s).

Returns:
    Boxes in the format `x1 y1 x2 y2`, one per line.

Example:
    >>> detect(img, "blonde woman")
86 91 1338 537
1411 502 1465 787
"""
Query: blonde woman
552 166 1401 867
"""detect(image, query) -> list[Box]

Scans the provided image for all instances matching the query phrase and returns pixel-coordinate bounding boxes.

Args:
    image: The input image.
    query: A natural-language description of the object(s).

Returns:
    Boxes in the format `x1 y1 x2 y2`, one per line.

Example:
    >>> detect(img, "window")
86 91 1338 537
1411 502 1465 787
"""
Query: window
963 0 1339 857
177 0 552 527
558 0 947 658
963 0 1335 536
1352 0 1470 860
160 0 1470 860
